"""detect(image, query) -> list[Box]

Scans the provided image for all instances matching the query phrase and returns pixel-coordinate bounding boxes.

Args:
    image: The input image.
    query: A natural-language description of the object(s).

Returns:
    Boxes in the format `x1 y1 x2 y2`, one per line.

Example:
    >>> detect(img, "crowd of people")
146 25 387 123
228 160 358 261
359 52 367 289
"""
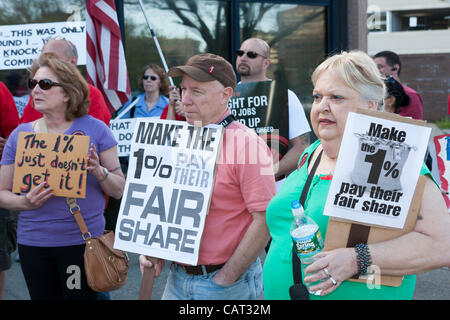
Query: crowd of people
0 36 449 301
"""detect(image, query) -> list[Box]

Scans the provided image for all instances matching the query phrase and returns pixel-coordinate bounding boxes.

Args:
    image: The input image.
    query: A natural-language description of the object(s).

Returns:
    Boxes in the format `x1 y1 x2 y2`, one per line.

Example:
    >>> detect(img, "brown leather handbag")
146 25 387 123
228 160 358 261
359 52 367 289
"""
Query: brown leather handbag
37 118 129 292
67 198 129 292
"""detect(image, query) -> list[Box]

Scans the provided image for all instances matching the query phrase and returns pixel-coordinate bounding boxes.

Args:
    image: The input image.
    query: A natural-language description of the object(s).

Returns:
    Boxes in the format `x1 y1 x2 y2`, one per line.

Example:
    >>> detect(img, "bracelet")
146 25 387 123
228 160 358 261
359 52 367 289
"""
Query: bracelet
96 167 109 183
354 243 372 275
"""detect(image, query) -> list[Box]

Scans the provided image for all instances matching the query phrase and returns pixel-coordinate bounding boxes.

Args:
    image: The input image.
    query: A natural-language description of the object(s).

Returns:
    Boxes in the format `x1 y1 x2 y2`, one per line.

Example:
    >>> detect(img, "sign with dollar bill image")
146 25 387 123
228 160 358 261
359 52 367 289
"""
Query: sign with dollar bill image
324 109 431 229
323 109 431 287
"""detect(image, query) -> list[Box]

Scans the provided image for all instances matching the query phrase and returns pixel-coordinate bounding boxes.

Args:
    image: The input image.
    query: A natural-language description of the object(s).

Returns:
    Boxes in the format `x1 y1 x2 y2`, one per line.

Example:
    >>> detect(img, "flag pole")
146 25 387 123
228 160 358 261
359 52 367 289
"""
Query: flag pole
138 0 174 87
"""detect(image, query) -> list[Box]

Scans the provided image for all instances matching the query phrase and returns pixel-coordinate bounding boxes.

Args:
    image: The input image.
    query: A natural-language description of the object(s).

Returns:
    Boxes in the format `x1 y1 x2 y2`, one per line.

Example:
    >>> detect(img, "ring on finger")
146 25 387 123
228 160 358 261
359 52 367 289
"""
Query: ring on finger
323 267 331 277
329 276 337 286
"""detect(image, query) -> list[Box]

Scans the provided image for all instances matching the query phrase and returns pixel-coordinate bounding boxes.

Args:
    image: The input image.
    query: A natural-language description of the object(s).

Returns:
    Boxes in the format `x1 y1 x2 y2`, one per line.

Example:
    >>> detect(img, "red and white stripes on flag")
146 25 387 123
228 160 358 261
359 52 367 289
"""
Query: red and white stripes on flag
86 0 130 112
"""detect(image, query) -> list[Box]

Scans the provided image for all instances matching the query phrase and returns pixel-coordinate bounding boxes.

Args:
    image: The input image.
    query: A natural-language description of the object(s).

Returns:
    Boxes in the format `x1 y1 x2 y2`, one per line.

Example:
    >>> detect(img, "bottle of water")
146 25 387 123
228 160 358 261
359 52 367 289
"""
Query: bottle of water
290 200 324 294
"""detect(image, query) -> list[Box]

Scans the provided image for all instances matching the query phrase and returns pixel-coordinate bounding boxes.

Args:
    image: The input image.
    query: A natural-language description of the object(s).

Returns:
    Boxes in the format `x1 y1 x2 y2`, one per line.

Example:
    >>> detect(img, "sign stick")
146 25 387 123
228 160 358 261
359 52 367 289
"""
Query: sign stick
138 256 158 300
138 0 174 86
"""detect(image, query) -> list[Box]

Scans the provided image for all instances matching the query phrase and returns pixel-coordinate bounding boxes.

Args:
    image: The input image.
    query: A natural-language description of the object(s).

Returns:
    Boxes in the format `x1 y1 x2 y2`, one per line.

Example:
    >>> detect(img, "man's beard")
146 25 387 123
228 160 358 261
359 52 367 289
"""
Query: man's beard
237 63 251 76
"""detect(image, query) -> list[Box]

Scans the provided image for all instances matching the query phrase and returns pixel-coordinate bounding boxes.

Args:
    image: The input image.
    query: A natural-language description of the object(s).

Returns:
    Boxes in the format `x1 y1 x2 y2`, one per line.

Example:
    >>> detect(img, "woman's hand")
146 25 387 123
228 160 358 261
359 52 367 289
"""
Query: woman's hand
303 248 358 296
169 86 185 117
174 100 185 117
23 181 54 210
86 143 104 181
168 86 180 107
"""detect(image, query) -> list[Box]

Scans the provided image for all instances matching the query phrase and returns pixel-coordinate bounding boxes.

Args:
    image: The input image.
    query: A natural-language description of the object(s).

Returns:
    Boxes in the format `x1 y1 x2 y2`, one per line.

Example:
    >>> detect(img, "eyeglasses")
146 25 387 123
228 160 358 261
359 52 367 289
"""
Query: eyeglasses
236 50 267 59
143 75 158 81
28 78 64 90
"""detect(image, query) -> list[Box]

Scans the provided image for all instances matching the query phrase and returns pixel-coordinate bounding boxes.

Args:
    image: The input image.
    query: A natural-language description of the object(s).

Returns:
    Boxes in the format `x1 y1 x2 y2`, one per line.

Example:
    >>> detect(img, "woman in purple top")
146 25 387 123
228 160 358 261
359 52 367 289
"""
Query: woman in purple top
0 53 125 300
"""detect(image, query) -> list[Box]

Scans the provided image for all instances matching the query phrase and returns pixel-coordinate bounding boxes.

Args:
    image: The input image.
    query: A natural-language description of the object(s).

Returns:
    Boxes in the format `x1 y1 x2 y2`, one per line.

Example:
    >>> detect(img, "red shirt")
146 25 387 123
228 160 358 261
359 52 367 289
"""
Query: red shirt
160 104 185 121
0 81 19 138
197 111 276 264
20 84 111 125
398 84 423 120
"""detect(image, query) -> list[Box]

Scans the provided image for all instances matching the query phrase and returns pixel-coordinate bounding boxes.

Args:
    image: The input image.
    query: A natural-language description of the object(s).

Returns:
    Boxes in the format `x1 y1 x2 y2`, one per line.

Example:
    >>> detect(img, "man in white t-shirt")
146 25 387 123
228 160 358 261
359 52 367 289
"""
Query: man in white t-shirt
236 38 311 189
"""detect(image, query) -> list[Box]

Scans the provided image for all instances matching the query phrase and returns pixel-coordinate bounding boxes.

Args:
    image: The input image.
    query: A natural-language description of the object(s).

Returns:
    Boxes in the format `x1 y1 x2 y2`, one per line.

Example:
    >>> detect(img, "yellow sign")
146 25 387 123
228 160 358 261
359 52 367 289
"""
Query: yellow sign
12 132 90 198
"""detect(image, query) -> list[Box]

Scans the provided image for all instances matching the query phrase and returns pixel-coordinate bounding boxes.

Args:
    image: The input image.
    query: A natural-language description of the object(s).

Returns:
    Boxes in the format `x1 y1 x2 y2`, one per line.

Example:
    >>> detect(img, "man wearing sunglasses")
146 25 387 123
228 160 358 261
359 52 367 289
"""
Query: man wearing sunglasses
236 38 311 190
20 38 111 126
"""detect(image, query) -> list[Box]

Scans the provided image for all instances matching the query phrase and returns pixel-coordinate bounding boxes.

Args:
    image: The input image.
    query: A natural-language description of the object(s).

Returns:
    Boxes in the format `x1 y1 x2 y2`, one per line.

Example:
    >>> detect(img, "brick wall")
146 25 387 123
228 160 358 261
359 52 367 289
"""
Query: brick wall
399 53 450 121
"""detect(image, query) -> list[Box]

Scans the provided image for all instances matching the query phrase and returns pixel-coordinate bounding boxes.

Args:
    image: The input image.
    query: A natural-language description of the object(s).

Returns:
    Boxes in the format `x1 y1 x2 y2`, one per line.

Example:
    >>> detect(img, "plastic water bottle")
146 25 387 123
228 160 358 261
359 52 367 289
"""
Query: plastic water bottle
290 200 324 295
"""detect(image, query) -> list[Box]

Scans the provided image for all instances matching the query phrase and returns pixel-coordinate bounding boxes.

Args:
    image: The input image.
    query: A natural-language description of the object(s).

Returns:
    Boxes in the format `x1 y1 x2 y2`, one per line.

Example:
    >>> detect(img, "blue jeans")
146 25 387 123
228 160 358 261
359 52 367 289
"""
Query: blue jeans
162 257 263 300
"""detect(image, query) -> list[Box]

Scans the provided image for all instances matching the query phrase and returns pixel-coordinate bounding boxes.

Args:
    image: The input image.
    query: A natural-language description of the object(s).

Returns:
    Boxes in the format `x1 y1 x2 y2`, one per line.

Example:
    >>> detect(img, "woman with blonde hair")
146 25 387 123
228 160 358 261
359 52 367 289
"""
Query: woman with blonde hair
263 51 450 300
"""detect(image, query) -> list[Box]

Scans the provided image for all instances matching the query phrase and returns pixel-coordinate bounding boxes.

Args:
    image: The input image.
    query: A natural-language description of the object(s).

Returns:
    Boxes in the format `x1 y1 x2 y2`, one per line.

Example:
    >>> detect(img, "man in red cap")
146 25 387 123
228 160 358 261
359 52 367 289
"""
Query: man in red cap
139 53 276 300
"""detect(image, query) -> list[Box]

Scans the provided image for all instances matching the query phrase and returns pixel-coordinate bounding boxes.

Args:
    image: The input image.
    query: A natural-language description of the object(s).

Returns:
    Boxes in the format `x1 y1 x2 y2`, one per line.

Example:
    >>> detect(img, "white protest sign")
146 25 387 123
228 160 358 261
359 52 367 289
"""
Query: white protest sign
0 21 86 70
109 118 136 157
324 111 431 229
114 118 223 265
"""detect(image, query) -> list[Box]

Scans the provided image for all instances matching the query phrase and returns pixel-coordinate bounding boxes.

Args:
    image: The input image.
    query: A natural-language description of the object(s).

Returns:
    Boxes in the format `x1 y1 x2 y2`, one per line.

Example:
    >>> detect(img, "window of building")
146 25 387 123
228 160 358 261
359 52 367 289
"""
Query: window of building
123 0 231 92
393 9 450 31
0 0 333 118
238 2 326 109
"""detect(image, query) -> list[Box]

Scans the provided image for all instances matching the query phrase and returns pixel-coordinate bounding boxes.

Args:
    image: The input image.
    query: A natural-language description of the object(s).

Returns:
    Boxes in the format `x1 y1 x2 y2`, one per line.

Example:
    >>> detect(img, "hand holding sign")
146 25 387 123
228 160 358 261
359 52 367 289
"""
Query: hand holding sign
324 110 430 229
138 255 164 300
22 181 54 210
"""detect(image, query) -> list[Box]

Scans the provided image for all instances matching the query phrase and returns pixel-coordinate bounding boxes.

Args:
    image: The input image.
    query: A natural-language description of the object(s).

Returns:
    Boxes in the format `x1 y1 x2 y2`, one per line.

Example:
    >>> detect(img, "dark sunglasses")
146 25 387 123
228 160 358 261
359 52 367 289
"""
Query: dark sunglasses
236 50 267 59
143 75 158 81
28 78 63 90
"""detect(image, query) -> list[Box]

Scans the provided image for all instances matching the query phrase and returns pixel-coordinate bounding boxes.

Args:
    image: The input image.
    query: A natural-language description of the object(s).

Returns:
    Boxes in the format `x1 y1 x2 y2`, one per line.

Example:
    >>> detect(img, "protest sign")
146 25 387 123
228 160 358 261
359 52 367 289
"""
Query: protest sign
114 118 223 265
13 132 90 198
433 134 450 211
229 81 289 159
0 21 86 70
109 118 136 157
324 109 431 229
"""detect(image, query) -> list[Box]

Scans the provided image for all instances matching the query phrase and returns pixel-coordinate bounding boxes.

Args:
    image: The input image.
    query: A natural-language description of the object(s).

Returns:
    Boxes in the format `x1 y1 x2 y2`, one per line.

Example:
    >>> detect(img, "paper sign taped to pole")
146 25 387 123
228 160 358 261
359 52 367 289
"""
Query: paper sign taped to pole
12 132 90 198
114 118 223 265
324 110 431 229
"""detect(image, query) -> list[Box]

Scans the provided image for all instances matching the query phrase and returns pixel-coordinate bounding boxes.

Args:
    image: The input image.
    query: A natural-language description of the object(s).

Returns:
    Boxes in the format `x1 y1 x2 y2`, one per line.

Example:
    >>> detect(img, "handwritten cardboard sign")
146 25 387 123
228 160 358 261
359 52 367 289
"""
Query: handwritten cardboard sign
324 109 430 229
114 118 223 265
13 132 90 198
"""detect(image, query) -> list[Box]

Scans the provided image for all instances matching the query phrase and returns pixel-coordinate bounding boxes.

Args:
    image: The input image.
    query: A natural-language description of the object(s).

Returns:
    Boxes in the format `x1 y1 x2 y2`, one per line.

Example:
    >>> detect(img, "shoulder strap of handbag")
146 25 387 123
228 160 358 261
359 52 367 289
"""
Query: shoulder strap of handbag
37 118 92 240
292 148 323 285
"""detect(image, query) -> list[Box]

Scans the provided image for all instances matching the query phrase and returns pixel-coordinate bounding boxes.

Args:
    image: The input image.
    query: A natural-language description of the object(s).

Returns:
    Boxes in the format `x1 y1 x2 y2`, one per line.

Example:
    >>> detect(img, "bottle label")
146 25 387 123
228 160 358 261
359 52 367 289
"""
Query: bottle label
291 227 323 260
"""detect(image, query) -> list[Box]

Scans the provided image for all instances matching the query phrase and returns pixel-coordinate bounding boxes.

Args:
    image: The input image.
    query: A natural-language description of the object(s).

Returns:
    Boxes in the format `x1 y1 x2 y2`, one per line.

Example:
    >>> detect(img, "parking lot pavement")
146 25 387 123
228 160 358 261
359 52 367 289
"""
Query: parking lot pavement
4 250 450 300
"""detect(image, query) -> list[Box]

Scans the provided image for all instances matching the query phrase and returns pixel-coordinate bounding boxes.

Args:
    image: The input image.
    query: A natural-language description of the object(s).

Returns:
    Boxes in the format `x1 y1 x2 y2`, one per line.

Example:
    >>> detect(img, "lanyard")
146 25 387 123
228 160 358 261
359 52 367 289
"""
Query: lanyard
217 114 235 128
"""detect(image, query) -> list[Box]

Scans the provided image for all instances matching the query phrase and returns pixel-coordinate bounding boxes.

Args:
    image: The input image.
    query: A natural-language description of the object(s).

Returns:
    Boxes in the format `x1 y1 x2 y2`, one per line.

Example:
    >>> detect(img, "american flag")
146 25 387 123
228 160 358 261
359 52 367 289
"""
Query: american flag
86 0 130 112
